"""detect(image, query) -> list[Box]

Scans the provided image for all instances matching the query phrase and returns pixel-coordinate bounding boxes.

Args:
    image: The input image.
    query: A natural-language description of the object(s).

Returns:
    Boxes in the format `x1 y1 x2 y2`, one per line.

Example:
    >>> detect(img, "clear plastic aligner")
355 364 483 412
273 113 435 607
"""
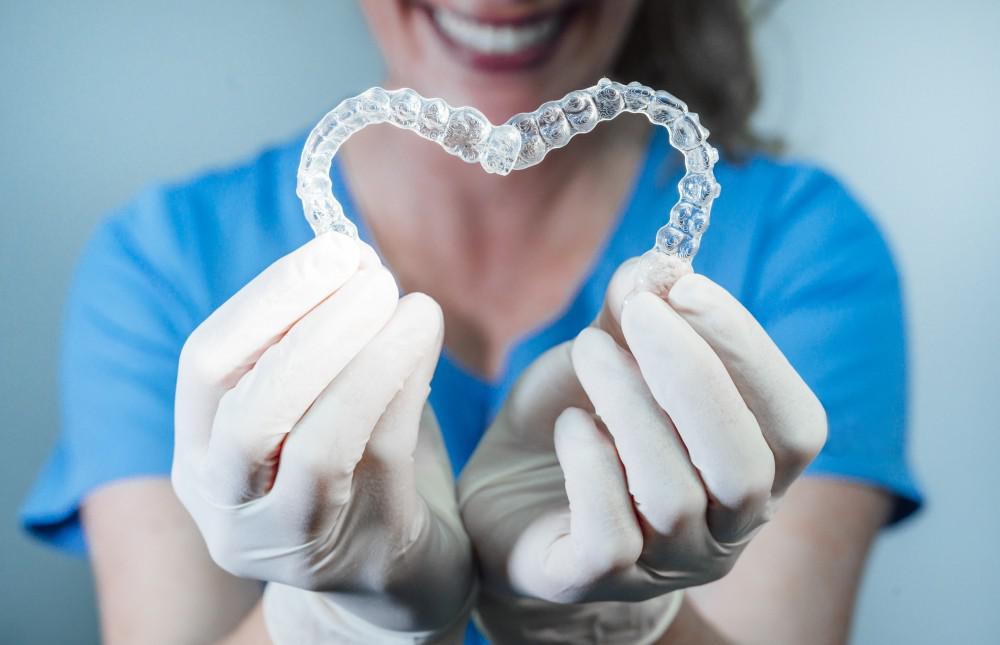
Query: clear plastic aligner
297 78 721 263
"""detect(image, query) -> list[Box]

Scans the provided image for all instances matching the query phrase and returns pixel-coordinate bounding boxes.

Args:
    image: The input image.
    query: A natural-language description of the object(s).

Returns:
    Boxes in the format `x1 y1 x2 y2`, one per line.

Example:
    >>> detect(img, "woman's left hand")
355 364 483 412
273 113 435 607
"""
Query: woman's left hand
458 258 828 643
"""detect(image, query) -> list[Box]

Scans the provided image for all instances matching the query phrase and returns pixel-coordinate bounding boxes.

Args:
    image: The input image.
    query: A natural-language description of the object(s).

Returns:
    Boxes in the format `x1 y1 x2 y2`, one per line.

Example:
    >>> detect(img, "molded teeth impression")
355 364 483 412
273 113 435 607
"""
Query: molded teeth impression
297 78 721 263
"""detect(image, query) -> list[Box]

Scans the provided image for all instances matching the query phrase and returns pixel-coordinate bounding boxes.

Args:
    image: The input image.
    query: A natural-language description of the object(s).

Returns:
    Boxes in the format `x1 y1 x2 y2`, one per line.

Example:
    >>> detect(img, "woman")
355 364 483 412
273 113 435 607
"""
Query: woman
22 1 920 643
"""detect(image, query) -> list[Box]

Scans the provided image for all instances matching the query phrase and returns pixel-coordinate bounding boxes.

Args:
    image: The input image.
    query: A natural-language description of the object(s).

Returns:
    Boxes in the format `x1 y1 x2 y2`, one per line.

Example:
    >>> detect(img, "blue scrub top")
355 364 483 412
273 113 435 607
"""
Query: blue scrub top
21 126 922 613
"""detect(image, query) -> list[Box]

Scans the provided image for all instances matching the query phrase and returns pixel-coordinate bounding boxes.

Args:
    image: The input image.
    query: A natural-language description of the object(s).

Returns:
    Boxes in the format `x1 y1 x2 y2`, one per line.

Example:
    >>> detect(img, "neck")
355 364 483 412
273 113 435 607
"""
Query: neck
334 85 650 377
340 110 647 257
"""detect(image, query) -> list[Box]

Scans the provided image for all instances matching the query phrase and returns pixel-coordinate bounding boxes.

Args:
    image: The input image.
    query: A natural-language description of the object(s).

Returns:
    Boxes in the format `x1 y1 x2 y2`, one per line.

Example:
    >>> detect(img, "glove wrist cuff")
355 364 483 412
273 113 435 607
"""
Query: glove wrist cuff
475 589 683 645
263 580 477 645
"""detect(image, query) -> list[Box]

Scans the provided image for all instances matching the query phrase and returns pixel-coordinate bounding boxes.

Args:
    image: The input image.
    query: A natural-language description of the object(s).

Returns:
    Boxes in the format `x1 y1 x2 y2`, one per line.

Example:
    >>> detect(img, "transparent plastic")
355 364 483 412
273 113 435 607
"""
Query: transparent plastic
297 78 720 265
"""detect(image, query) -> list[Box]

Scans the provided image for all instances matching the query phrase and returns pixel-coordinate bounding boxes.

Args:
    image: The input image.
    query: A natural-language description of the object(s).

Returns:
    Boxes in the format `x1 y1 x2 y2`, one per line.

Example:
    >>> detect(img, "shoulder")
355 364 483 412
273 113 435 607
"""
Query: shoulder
79 135 312 331
692 153 898 304
715 154 882 250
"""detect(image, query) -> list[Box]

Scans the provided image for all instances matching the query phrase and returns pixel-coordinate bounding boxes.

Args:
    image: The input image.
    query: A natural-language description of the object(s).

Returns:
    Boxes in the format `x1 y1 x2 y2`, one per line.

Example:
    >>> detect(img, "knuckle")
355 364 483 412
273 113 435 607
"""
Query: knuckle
178 328 217 383
585 531 642 577
646 486 708 536
802 396 829 455
785 432 824 469
725 455 775 513
728 484 771 516
782 395 829 467
735 474 773 512
209 399 258 456
179 325 241 389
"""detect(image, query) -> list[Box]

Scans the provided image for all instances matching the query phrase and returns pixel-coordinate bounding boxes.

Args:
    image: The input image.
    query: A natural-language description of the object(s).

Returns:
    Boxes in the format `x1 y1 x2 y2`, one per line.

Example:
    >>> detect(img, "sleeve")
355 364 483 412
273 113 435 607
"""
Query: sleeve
749 167 922 524
20 190 197 554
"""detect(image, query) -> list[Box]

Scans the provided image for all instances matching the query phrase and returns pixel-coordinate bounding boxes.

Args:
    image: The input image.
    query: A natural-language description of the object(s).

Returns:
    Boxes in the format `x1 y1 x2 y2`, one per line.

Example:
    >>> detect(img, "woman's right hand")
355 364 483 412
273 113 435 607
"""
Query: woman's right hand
171 233 473 644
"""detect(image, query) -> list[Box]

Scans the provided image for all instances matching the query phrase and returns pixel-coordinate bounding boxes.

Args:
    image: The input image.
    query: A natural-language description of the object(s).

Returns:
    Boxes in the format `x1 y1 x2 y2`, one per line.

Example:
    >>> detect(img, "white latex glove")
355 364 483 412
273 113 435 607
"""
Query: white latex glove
172 233 473 644
458 256 828 644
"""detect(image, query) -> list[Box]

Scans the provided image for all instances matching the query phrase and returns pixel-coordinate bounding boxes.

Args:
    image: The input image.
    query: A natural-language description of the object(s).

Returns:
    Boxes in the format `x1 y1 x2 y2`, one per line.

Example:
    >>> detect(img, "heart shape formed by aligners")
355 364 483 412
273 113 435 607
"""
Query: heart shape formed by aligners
297 78 720 265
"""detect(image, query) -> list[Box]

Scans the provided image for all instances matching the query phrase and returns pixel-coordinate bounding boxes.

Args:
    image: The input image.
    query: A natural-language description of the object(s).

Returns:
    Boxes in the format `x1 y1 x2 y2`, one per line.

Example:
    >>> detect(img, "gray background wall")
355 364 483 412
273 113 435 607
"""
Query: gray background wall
1 1 997 643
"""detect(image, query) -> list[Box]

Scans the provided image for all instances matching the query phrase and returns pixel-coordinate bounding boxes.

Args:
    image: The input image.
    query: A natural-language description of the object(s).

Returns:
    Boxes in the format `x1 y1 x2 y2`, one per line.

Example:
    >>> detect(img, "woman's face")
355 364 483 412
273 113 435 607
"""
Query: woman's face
359 0 642 122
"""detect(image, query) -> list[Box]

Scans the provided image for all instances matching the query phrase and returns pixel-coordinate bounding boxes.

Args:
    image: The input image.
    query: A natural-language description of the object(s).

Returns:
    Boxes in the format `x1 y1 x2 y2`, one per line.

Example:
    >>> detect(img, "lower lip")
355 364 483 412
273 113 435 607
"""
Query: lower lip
424 6 579 73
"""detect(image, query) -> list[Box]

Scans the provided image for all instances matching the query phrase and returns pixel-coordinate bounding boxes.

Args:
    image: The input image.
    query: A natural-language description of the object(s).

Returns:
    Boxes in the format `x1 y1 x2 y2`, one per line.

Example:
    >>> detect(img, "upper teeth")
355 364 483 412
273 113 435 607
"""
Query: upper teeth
433 8 557 55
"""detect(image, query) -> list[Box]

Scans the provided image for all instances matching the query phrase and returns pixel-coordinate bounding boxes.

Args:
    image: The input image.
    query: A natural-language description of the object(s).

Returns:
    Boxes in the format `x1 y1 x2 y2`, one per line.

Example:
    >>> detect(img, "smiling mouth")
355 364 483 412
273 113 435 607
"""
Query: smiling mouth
423 3 582 72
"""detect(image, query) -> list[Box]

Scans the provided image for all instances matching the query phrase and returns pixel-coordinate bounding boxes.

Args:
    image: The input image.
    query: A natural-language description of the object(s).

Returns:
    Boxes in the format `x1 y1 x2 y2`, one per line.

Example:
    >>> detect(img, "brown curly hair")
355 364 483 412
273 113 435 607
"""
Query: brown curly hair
613 0 768 159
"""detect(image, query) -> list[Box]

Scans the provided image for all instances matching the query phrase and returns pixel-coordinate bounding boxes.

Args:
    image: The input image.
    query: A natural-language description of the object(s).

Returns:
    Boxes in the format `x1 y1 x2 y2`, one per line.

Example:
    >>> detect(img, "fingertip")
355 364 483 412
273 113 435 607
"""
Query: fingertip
551 407 643 580
340 266 400 341
359 243 385 270
605 257 642 319
397 292 445 348
554 406 593 437
312 230 361 272
553 407 610 462
282 233 361 296
368 263 402 303
571 327 615 367
188 232 361 384
575 325 609 346
400 291 444 326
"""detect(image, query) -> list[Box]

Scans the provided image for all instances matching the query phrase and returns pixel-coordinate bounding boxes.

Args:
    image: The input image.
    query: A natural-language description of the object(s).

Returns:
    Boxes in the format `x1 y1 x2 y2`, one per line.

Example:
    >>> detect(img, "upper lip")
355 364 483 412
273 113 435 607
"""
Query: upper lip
413 1 581 27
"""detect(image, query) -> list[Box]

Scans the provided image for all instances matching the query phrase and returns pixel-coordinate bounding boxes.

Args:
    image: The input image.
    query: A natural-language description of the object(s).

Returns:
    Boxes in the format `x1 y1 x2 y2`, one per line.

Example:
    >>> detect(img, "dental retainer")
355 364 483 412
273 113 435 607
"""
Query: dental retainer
296 78 720 290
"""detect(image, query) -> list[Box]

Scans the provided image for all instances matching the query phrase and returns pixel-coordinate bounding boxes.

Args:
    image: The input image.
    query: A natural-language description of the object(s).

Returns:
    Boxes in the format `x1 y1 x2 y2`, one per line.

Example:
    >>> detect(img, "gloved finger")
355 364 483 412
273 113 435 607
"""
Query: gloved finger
357 349 478 631
410 406 476 622
499 341 591 448
593 253 693 347
413 408 457 517
570 328 707 542
457 342 589 592
411 406 474 583
353 293 444 514
543 407 643 598
621 291 775 543
668 274 827 495
272 291 442 518
593 258 641 347
203 257 398 504
175 232 361 458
